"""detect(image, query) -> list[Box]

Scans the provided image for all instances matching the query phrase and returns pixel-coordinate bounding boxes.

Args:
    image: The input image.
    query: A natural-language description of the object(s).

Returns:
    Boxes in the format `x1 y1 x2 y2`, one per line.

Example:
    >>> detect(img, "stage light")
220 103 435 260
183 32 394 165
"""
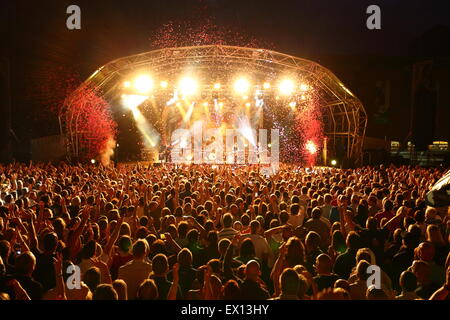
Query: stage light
289 101 296 108
238 118 256 147
134 75 153 93
214 83 221 89
268 143 272 148
331 159 337 166
245 102 251 107
122 94 160 148
305 140 317 155
90 159 96 164
123 81 131 88
179 77 198 96
263 82 271 89
278 79 295 95
299 83 309 91
122 94 148 110
234 78 250 94
160 81 168 88
166 92 179 106
208 152 216 161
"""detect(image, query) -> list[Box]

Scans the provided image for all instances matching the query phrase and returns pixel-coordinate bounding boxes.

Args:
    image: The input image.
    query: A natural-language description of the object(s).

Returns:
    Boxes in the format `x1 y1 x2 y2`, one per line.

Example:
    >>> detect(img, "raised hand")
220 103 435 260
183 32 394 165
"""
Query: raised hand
164 232 173 242
53 252 64 276
204 264 213 279
172 262 180 281
8 279 30 300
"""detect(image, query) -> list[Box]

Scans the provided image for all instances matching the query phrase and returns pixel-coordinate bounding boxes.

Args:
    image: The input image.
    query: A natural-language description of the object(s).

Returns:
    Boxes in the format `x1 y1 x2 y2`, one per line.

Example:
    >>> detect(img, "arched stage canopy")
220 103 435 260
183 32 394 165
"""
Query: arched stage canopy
60 45 367 165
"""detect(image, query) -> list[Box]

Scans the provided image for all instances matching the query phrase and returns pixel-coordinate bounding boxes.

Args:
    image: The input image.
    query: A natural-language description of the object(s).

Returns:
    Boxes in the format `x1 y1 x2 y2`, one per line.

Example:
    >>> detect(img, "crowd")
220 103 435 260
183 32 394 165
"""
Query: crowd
0 161 449 300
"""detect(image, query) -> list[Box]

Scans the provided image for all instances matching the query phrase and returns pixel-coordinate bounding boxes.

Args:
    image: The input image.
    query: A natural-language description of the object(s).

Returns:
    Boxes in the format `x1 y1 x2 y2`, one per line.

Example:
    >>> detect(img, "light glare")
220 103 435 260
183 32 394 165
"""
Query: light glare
279 79 295 95
234 78 250 94
122 94 148 110
305 140 318 155
179 77 198 96
300 83 309 91
134 75 153 93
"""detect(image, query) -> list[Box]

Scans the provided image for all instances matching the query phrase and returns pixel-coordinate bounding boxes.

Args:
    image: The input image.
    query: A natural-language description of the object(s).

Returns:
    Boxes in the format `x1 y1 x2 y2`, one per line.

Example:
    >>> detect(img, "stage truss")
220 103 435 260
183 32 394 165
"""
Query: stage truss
59 45 367 165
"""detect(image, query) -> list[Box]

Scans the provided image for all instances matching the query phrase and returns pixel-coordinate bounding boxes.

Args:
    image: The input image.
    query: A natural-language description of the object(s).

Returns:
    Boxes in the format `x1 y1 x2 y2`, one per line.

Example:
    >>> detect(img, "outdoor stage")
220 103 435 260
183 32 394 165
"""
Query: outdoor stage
59 45 367 167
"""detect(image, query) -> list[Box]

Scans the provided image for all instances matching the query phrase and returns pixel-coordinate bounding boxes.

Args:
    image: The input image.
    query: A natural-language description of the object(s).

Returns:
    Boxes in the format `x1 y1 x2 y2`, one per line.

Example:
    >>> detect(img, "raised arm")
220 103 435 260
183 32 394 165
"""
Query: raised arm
167 263 180 300
8 279 31 300
430 267 450 300
158 188 167 210
103 215 124 259
339 207 347 239
68 206 90 259
222 234 239 281
72 206 90 241
264 225 284 241
164 232 182 254
187 217 207 239
203 265 214 300
54 252 67 300
26 214 38 250
270 242 287 297
383 206 407 233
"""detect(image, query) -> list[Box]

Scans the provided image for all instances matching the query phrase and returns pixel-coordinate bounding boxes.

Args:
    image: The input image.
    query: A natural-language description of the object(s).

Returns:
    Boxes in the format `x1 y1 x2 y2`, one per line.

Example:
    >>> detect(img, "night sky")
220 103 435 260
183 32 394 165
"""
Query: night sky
2 0 450 145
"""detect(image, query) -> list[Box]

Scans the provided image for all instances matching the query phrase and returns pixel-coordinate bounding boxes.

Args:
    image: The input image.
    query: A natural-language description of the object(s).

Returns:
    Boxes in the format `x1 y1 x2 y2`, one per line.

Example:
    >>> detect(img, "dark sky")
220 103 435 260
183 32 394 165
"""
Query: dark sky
7 0 450 55
2 0 450 141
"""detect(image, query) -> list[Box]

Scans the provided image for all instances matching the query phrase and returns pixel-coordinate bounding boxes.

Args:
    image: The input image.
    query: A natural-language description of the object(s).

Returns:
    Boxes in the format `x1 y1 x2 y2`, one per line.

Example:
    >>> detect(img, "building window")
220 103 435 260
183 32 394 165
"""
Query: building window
429 141 448 151
391 141 400 152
